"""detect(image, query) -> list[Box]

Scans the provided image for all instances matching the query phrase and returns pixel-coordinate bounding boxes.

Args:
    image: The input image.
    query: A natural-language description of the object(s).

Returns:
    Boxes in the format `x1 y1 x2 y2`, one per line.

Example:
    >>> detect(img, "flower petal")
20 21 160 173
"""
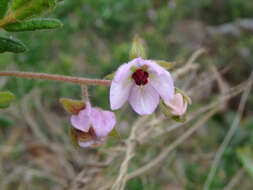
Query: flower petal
129 84 160 115
70 102 91 132
78 140 96 147
110 79 133 110
110 59 140 110
90 108 116 137
113 61 137 82
182 102 187 114
149 71 174 102
140 60 166 75
110 58 174 111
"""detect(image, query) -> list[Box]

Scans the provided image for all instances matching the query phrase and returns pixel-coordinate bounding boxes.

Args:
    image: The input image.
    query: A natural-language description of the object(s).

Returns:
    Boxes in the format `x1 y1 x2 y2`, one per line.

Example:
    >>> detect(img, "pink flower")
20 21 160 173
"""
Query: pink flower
70 102 116 147
165 93 187 116
110 58 174 115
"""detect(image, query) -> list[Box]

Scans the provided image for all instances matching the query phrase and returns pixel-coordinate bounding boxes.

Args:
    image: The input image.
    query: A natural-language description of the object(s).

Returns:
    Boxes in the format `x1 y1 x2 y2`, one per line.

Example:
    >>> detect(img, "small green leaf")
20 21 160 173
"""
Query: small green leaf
237 147 253 179
60 98 85 115
0 36 26 53
15 0 56 20
70 126 79 149
0 91 15 109
104 71 115 80
155 60 175 70
108 127 121 139
0 0 11 18
129 35 146 59
171 115 186 123
4 18 63 32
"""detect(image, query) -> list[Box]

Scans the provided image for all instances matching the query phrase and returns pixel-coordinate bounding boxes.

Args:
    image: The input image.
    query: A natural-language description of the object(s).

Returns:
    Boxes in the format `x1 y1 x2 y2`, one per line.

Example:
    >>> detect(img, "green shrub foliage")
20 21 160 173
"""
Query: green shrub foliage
0 0 11 18
4 18 63 32
0 0 62 54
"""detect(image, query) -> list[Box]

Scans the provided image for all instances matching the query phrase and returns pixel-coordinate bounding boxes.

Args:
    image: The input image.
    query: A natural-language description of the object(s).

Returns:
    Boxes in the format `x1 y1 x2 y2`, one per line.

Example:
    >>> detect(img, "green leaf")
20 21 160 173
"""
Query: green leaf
171 115 187 123
10 0 31 11
129 35 146 59
108 127 121 139
236 147 253 179
0 91 15 109
60 98 85 115
4 18 63 32
14 0 56 20
104 71 115 80
155 60 175 70
0 0 11 18
0 36 27 53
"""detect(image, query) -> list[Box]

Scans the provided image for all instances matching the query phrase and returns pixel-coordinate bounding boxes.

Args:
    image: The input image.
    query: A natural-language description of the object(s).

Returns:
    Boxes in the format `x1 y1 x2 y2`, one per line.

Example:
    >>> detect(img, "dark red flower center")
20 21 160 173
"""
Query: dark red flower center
132 69 149 86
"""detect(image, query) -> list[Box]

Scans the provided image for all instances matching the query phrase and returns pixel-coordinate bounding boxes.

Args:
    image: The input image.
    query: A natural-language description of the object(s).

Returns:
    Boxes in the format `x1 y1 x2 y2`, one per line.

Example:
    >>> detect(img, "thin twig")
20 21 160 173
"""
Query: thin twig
0 49 205 87
126 108 219 181
111 116 149 190
101 74 252 186
0 71 111 86
172 48 206 80
203 72 253 190
186 48 206 66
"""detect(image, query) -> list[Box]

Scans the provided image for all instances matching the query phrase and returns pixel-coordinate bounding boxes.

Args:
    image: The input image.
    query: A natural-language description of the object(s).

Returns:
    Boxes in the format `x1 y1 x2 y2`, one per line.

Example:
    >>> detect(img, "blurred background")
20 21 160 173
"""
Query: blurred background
0 0 253 189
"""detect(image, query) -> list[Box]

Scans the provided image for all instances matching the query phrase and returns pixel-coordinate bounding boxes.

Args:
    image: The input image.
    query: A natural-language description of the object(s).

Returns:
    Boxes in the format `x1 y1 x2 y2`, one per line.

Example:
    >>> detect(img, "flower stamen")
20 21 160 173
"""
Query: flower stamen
131 68 149 86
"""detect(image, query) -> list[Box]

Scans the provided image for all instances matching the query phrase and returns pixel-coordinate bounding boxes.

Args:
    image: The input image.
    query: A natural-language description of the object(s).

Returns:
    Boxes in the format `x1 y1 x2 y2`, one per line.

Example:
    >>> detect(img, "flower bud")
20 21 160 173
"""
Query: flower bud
165 93 188 116
70 102 117 148
129 35 146 59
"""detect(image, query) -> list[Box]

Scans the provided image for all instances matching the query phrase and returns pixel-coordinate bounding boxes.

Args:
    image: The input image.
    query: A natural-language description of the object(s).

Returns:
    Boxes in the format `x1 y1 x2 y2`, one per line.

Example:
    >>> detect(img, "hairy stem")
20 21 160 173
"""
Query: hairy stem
81 85 89 101
0 71 111 86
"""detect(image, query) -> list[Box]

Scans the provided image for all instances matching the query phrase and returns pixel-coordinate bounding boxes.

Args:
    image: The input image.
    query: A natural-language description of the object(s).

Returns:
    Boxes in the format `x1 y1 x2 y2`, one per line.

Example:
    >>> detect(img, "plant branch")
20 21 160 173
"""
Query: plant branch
0 71 111 86
172 48 206 79
125 108 219 181
111 116 149 190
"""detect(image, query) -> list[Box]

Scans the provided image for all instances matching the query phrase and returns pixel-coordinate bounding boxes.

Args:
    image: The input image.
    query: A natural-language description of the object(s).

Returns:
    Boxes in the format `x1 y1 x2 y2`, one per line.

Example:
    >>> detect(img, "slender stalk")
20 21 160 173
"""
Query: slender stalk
203 72 253 190
111 116 149 190
81 85 89 102
0 71 111 86
125 108 219 181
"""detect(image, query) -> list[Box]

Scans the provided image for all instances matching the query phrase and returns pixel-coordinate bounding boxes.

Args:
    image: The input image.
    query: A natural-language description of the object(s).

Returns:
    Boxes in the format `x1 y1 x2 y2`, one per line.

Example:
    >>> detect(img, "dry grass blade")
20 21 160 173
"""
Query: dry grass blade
204 72 253 190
